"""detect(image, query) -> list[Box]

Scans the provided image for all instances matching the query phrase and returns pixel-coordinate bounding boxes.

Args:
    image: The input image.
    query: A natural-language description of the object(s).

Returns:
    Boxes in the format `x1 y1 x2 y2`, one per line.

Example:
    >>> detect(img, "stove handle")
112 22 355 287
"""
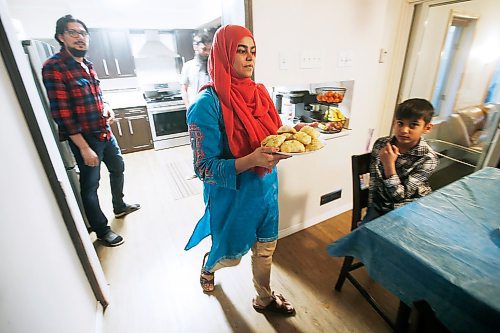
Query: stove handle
114 58 121 75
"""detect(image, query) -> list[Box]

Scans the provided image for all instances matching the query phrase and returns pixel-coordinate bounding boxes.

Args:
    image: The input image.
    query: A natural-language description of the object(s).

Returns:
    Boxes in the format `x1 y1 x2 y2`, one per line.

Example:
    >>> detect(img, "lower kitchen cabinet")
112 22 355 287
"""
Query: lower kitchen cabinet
110 106 153 153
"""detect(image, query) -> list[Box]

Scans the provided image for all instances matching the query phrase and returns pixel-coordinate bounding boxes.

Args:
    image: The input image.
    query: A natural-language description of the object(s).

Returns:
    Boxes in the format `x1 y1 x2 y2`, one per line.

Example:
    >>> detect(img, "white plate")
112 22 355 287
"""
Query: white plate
274 150 315 156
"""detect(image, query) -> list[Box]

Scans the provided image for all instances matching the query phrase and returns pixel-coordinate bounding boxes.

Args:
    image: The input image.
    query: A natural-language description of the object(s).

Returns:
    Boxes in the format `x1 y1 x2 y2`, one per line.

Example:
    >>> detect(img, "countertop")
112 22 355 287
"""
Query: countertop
104 89 147 109
319 129 351 140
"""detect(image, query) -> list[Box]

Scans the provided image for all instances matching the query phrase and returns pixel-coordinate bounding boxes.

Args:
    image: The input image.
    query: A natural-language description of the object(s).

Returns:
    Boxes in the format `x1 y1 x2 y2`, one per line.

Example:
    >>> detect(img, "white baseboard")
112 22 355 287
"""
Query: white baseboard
95 302 104 333
278 202 351 239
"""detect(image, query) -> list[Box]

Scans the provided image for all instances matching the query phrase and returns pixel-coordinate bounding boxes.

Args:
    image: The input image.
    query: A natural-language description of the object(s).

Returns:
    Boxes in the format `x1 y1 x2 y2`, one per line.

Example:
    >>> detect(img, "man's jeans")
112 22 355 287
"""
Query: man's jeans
69 134 126 237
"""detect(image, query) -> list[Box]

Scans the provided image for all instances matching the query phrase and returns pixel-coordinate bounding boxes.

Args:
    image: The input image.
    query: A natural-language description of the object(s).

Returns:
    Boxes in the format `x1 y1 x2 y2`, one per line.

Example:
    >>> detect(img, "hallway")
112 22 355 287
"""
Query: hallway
94 146 397 332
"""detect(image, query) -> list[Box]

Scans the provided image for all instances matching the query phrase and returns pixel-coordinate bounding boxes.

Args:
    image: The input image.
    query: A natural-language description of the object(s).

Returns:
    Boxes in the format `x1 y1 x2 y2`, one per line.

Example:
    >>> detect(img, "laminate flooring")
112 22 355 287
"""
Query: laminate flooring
95 146 398 333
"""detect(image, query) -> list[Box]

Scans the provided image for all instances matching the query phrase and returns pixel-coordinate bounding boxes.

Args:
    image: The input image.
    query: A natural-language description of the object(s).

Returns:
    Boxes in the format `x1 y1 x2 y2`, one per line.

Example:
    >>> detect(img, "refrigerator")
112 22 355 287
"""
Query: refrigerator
22 39 90 229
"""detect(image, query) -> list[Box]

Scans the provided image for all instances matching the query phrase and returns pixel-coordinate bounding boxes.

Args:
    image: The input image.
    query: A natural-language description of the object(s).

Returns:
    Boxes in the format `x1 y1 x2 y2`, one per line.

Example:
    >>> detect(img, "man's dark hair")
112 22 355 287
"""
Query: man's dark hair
193 32 213 46
54 14 89 46
395 98 434 124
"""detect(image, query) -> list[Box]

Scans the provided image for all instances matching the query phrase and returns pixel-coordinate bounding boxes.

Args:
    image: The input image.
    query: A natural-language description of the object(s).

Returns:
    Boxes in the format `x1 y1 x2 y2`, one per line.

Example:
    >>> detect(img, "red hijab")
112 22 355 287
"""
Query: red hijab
202 25 281 160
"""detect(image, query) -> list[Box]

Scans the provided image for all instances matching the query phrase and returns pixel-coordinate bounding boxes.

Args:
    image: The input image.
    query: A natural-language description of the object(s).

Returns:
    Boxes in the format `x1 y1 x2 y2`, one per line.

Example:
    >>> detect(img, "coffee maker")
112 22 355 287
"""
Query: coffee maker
273 90 316 123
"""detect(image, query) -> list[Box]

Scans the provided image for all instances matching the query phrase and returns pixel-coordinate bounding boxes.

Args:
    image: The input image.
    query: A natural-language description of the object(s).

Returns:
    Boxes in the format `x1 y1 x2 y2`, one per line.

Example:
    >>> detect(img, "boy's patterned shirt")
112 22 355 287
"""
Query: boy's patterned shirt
368 136 439 213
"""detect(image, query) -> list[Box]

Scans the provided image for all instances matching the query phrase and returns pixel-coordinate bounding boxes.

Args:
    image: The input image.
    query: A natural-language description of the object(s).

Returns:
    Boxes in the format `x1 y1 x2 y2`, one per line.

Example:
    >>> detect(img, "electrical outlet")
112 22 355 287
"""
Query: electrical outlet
320 189 342 205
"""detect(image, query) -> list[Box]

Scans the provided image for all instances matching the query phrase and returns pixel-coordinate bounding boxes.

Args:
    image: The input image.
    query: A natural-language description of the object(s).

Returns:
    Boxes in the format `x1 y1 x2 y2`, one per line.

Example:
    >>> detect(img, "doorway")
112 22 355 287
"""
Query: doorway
430 15 477 117
397 0 500 187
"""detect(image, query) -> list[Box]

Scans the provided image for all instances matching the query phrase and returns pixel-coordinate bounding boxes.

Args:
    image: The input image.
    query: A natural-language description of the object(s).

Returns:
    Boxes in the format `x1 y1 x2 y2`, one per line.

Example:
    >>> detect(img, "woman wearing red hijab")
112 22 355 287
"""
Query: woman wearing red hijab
184 25 295 315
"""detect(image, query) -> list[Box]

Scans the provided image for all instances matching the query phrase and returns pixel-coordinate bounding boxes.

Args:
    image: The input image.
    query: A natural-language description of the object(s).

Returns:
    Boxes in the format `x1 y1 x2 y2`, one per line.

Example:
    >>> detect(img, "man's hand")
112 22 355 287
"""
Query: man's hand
379 143 399 178
69 134 99 167
81 147 99 167
103 104 115 125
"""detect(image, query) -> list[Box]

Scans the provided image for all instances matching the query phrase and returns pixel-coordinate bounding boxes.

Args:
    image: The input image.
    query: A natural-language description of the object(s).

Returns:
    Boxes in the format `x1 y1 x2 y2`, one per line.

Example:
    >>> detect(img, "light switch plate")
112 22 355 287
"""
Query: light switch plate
300 51 323 69
279 53 289 70
338 50 353 68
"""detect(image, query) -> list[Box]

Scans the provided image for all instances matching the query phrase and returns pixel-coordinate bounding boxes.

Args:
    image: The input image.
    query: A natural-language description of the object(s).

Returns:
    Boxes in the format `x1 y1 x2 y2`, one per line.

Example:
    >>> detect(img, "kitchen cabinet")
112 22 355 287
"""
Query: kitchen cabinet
110 106 153 153
87 29 136 79
174 29 196 64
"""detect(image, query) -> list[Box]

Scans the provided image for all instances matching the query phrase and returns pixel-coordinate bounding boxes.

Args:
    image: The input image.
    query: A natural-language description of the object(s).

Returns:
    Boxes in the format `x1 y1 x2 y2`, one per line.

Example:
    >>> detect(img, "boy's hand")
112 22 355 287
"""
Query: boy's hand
379 143 399 178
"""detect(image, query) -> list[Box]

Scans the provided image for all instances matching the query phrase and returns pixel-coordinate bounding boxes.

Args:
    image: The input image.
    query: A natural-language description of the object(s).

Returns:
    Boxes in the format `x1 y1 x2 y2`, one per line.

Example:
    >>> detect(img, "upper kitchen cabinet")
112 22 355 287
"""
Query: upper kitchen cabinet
174 29 196 63
87 29 136 79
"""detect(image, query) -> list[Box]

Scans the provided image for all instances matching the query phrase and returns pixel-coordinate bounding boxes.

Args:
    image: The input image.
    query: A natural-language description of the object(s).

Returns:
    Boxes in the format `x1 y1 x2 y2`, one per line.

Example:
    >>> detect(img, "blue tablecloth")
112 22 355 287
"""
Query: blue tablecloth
328 167 500 333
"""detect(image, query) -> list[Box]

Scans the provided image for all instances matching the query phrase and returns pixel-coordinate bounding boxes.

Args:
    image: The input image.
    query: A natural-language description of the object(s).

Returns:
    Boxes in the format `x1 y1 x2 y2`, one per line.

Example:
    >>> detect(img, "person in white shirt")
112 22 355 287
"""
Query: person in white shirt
180 32 213 108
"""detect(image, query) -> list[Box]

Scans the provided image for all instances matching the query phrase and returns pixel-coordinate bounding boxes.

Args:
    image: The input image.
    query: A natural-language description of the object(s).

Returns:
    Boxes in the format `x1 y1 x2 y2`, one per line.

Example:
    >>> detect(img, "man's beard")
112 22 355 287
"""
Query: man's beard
196 53 208 61
67 47 87 58
196 54 208 72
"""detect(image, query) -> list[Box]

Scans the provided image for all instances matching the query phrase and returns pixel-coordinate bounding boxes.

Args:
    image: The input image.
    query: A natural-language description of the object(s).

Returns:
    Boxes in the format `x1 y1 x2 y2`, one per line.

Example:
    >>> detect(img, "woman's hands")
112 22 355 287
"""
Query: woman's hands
235 146 290 174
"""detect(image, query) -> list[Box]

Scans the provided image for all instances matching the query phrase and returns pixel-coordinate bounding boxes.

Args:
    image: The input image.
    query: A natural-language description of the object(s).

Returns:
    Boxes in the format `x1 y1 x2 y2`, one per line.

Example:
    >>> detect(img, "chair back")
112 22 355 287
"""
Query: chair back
351 153 372 230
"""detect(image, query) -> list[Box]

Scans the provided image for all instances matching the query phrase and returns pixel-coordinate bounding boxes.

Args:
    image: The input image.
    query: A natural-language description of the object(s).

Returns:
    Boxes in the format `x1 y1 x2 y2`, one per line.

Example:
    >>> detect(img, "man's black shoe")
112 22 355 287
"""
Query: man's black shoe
99 230 124 247
114 203 141 218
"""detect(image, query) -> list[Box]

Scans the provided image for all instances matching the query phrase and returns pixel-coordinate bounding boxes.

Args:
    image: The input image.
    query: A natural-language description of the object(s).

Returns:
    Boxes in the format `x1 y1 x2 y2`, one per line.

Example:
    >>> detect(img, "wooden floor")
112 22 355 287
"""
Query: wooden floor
95 146 398 333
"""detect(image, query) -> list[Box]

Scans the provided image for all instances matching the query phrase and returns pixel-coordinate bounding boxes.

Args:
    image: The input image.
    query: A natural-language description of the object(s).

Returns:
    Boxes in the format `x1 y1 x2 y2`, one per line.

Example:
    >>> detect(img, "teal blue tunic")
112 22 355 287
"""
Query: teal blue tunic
184 88 279 271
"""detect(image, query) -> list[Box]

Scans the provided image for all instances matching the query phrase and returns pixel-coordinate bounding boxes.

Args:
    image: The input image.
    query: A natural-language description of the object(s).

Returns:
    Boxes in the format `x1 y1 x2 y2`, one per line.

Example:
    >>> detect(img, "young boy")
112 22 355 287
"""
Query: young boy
362 98 439 224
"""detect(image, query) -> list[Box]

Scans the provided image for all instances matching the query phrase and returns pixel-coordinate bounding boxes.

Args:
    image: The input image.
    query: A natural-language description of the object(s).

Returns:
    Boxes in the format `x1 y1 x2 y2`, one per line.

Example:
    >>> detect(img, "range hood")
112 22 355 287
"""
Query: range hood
136 30 178 59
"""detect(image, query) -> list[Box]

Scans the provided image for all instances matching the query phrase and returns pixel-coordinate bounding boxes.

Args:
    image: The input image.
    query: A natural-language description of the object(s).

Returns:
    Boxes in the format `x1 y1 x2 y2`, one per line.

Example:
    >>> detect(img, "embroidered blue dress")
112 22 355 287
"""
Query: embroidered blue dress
184 88 280 271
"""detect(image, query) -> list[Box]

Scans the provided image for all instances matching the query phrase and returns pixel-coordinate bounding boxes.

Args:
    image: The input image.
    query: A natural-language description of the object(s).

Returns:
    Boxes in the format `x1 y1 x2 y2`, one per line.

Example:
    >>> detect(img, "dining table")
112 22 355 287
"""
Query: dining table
328 167 500 333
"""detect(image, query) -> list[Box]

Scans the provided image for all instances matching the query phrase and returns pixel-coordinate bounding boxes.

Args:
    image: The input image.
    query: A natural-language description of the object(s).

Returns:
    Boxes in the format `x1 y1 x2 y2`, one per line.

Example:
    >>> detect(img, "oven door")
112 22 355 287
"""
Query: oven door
147 105 189 149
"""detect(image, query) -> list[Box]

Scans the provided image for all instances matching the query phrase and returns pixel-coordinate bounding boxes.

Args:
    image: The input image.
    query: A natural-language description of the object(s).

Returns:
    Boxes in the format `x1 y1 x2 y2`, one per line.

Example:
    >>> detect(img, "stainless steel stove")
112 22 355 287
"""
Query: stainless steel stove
145 92 189 150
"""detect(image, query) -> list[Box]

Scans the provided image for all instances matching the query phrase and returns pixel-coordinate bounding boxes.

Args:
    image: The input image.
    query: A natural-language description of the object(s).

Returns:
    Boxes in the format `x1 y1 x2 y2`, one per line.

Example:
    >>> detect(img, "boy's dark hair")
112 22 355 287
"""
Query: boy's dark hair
395 98 434 124
193 32 213 45
54 14 89 46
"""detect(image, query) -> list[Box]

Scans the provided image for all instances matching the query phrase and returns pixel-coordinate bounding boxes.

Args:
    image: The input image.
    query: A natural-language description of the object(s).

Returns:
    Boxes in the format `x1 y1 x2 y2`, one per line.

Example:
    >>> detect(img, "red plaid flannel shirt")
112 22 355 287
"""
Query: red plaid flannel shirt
42 49 110 141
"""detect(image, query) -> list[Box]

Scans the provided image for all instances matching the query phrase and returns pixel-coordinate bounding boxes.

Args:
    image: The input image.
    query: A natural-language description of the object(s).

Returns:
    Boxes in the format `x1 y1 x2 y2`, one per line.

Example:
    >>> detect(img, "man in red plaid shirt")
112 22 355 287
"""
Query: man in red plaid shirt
43 15 140 246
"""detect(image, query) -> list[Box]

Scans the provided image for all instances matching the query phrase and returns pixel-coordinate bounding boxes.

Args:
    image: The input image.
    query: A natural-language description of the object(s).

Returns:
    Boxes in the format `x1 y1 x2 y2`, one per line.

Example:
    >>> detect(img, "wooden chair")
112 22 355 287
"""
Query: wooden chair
334 153 411 332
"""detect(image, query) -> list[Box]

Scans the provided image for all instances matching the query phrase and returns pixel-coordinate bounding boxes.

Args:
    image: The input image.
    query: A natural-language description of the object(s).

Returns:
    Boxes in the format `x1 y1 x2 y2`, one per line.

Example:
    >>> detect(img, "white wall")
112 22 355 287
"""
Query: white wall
0 0 110 329
0 49 99 333
252 0 408 233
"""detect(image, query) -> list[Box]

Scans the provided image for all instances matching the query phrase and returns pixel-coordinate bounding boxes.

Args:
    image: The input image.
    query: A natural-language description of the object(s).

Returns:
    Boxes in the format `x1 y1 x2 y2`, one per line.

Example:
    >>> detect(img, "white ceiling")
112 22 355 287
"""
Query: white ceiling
6 0 222 39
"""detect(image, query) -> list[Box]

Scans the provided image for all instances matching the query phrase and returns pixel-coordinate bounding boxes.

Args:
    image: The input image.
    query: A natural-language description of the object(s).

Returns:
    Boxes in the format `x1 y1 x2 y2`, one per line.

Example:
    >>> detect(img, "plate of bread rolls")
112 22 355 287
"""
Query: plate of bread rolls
261 125 325 156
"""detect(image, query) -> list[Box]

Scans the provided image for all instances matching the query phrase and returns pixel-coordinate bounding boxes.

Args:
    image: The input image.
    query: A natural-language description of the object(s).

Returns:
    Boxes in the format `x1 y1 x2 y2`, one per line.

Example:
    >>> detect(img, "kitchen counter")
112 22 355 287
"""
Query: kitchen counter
319 128 351 141
104 89 146 109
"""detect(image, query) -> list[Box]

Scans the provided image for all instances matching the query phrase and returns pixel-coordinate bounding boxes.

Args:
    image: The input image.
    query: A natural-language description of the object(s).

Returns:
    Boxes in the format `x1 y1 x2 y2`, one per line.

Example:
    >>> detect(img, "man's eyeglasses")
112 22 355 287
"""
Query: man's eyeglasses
65 30 89 38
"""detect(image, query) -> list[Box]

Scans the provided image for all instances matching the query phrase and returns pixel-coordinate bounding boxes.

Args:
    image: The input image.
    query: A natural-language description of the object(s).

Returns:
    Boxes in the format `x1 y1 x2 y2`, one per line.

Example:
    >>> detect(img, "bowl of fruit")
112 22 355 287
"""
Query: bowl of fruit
318 107 346 133
315 87 346 104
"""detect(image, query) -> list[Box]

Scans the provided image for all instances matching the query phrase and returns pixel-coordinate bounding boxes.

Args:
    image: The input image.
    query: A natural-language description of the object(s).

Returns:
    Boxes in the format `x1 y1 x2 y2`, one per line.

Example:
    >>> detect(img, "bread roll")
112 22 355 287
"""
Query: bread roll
277 125 297 134
280 140 305 153
261 134 286 148
292 132 312 145
299 125 319 139
305 138 324 152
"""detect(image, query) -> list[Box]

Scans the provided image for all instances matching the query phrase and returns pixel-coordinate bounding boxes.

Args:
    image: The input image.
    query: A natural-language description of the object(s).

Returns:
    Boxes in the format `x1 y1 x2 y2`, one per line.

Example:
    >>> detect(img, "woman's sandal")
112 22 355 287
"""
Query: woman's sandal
200 252 215 292
253 293 296 316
